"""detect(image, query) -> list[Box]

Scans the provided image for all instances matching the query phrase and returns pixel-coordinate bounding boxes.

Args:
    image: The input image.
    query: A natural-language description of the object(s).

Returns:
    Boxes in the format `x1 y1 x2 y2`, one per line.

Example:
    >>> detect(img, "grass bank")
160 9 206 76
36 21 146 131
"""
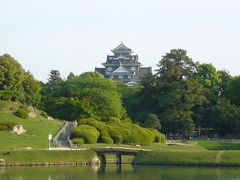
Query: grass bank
0 150 96 164
0 101 63 150
198 140 240 150
133 150 240 166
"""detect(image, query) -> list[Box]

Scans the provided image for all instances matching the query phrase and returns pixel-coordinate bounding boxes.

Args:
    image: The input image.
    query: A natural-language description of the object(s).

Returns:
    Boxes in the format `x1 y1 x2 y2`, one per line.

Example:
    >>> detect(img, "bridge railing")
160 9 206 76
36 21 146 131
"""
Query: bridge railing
209 139 240 143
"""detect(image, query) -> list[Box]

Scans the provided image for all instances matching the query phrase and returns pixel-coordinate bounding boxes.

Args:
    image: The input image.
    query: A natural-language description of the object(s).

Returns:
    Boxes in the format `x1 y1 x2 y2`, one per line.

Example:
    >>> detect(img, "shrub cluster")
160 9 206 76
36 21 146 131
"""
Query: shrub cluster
14 107 28 119
149 128 166 143
0 122 17 131
71 118 166 145
40 111 48 118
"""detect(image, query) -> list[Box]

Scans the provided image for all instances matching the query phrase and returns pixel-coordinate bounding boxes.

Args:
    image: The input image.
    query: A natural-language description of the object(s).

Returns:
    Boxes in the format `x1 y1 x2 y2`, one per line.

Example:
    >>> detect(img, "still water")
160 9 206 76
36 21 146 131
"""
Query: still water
1 164 240 180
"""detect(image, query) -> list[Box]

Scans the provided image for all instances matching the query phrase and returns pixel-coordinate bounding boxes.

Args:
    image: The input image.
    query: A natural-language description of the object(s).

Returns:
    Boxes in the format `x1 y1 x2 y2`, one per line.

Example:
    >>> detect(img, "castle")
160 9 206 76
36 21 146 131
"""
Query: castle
95 43 152 85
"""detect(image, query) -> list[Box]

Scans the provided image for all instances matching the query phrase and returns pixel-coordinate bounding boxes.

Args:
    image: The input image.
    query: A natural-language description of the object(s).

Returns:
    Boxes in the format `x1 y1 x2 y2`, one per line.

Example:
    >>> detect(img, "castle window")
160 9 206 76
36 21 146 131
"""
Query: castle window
118 75 123 79
131 67 136 71
107 67 113 71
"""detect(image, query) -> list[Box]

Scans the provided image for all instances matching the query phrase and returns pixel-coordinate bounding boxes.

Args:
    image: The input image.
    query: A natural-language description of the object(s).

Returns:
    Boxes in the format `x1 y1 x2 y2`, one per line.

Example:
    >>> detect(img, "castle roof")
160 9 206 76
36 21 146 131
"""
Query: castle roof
111 42 132 54
112 65 129 74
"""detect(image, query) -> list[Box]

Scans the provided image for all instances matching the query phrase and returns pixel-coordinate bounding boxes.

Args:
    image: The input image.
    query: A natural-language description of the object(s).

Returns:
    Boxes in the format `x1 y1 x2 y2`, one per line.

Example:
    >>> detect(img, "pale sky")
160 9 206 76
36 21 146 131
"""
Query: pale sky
0 0 240 81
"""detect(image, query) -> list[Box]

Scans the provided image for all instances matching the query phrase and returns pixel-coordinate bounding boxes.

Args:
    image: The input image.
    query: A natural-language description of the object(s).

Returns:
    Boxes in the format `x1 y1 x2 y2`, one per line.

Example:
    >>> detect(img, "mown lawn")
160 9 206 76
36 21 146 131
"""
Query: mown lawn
0 112 63 150
133 150 240 166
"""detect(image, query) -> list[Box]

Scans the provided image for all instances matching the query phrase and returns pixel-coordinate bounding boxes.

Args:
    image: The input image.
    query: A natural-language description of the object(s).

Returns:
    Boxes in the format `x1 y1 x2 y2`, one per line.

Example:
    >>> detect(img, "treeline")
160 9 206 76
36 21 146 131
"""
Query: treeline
1 50 240 138
123 49 240 137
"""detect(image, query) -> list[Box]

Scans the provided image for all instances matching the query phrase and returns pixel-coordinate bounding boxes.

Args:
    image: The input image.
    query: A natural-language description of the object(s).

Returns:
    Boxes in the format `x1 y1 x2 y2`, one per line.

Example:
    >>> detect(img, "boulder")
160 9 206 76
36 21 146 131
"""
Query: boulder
12 125 26 135
28 106 37 118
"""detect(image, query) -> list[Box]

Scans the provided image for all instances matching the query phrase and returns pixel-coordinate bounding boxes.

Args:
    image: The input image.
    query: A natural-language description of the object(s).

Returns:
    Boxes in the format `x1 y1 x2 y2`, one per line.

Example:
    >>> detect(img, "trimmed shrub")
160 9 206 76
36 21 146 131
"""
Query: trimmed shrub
108 128 122 144
71 125 100 144
72 138 85 145
15 108 28 119
78 117 165 145
0 122 17 131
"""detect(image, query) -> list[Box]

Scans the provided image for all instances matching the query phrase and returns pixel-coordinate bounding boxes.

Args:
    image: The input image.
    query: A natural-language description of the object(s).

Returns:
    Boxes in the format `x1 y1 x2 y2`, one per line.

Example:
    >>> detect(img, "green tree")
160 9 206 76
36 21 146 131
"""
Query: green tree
218 70 232 97
194 63 221 101
41 72 128 121
0 54 41 104
22 72 41 105
47 70 63 86
210 98 240 136
139 49 206 135
0 54 25 101
143 113 161 130
225 76 240 106
67 72 75 80
192 63 221 131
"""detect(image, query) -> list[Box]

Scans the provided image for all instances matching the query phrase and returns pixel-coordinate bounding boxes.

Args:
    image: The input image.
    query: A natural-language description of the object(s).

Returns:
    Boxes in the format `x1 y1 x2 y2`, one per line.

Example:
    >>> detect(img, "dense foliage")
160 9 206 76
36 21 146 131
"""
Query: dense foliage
41 71 127 122
2 52 240 139
122 49 240 138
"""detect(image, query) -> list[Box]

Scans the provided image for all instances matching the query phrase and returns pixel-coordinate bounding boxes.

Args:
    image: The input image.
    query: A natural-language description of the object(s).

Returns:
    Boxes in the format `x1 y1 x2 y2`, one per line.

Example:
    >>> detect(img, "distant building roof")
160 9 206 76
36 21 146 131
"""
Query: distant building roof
112 65 129 74
95 67 105 76
111 42 132 54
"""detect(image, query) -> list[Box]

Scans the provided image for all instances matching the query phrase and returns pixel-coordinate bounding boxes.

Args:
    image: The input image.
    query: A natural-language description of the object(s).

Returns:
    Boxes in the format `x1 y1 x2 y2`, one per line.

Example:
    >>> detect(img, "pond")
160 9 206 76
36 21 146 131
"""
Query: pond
1 164 240 180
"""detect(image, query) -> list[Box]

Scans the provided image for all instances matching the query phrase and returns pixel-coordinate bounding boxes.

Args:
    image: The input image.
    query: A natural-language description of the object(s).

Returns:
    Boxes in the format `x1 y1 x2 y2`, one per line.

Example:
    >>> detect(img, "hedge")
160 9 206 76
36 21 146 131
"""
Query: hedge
76 118 166 145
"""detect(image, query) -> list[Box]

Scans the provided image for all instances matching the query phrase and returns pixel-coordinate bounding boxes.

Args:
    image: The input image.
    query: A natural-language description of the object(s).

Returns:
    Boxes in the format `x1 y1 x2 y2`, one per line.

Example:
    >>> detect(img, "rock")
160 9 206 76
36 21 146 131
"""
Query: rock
15 147 33 150
28 106 37 118
90 156 100 165
0 159 4 162
47 116 54 120
12 125 26 135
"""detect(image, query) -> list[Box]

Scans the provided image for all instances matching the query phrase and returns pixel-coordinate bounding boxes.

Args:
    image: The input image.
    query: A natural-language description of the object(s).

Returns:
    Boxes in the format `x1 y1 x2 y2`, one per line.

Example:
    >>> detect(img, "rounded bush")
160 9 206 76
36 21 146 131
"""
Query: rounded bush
72 138 85 145
15 108 28 119
40 111 48 118
108 128 122 144
71 125 100 144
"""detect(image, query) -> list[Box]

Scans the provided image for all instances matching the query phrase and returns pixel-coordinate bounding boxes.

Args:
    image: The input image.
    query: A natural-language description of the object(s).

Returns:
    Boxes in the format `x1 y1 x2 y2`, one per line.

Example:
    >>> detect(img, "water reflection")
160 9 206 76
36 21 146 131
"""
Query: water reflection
1 165 240 180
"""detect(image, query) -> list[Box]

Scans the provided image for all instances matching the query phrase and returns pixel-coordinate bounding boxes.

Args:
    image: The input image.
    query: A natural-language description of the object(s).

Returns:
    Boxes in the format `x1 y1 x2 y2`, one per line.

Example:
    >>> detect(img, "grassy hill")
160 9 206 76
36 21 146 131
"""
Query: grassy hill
0 101 63 150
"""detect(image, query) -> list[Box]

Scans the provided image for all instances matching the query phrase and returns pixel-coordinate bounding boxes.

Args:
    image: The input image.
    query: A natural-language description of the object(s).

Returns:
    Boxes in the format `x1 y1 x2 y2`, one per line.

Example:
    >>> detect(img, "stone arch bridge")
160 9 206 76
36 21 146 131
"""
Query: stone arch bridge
94 147 151 165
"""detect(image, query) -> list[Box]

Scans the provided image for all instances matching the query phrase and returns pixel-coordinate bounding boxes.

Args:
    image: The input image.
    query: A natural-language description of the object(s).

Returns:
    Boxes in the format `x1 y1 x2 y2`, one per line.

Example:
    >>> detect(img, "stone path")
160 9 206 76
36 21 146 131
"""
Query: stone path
215 151 224 163
53 121 77 147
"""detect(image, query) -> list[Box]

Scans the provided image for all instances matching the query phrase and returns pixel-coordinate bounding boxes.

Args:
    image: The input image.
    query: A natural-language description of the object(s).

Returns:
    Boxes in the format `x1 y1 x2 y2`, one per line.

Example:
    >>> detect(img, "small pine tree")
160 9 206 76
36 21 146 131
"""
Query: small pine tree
143 113 161 130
